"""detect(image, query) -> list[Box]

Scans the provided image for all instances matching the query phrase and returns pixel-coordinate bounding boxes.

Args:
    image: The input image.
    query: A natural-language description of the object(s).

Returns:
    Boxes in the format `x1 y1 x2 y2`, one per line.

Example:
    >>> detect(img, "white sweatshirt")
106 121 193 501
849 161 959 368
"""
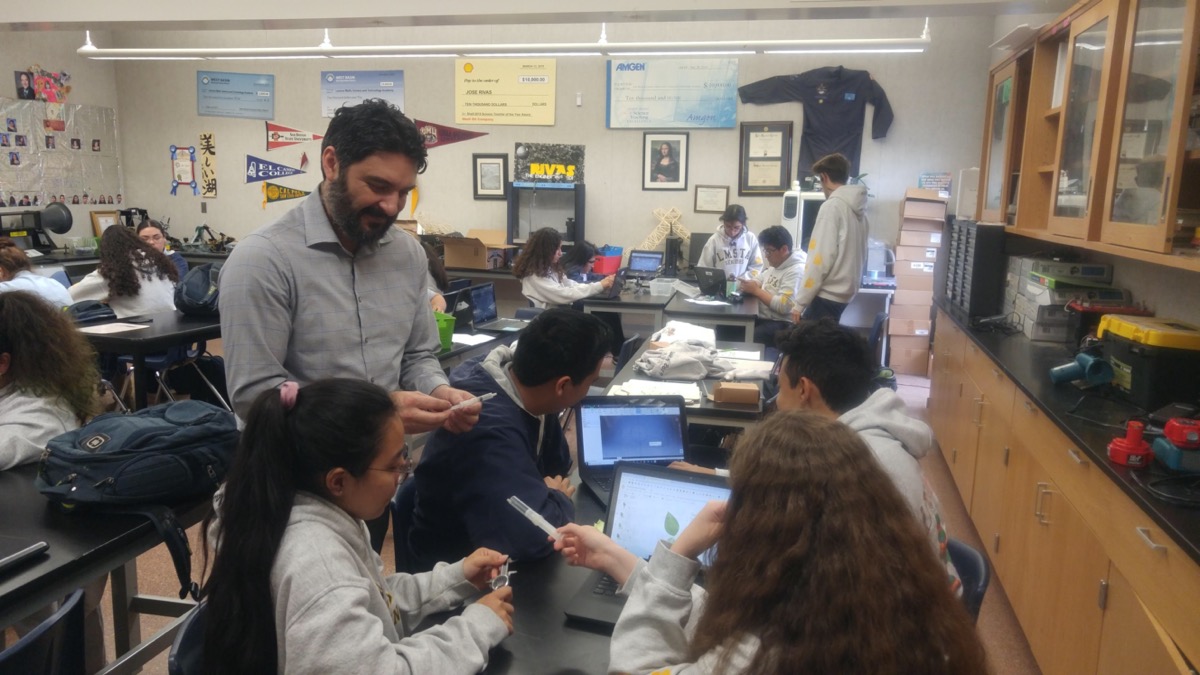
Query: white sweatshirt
756 253 804 321
520 271 605 308
0 270 74 308
0 384 78 470
696 227 764 280
794 184 869 307
69 258 177 318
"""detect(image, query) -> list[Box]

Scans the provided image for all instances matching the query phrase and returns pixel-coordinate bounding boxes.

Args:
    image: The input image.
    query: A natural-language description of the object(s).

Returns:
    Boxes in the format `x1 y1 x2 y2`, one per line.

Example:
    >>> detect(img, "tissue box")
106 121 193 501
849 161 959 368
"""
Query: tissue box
713 381 759 404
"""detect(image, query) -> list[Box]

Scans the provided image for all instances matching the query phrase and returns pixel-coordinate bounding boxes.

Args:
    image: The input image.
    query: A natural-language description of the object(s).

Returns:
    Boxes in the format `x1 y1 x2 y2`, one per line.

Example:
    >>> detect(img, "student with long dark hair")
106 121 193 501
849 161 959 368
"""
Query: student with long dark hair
69 225 178 317
512 228 614 308
558 240 597 282
556 410 989 674
202 378 513 674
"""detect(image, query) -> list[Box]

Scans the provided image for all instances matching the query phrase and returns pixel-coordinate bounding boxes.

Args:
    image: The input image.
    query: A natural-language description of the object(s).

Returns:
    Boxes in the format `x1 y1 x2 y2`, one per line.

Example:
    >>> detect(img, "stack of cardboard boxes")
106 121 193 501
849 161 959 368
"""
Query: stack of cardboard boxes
890 188 947 376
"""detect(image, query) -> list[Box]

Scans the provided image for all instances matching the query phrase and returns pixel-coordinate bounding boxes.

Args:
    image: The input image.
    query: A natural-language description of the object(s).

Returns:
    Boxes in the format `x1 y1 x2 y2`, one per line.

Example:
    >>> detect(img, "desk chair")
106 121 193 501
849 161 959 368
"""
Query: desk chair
0 588 85 675
167 602 206 675
868 311 889 365
117 342 231 411
947 538 990 622
390 479 419 575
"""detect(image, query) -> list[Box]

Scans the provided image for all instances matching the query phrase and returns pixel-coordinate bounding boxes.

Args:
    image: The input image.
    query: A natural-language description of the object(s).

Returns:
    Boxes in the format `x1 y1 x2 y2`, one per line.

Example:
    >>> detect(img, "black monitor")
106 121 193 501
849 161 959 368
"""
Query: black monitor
687 233 711 267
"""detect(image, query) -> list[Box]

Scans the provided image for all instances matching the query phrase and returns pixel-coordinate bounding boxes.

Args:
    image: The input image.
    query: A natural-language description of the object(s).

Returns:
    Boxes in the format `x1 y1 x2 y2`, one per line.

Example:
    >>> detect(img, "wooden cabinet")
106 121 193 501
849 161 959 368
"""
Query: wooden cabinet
964 348 1016 578
1097 565 1195 675
978 59 1029 224
1099 0 1200 252
945 374 981 506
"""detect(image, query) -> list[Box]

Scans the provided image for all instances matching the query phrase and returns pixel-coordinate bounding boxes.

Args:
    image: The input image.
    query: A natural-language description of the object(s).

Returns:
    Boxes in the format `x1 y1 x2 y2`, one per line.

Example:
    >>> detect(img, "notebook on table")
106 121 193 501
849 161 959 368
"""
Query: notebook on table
0 535 49 577
575 395 688 507
562 463 730 627
468 283 529 333
625 250 665 281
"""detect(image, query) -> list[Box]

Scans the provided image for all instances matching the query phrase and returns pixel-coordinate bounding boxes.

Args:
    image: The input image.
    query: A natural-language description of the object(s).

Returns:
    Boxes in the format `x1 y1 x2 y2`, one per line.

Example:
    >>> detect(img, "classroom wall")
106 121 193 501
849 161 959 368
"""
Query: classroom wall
105 17 993 251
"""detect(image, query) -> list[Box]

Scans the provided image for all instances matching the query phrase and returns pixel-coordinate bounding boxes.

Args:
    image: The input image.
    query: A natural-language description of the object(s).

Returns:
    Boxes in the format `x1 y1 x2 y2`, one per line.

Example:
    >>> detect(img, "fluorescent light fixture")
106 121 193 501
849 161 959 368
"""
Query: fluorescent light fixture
77 23 931 61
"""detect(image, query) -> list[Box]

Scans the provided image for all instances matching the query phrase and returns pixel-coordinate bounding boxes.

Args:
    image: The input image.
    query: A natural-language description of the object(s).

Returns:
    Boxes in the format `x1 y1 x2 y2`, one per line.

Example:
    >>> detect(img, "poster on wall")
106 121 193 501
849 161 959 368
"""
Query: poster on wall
606 58 738 129
513 142 583 184
0 98 121 207
320 70 404 117
455 59 556 126
197 71 275 120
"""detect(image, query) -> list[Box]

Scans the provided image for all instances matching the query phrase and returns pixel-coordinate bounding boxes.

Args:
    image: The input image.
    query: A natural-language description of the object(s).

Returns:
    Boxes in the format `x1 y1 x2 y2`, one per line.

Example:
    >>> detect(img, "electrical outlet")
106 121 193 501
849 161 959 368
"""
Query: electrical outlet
200 202 207 214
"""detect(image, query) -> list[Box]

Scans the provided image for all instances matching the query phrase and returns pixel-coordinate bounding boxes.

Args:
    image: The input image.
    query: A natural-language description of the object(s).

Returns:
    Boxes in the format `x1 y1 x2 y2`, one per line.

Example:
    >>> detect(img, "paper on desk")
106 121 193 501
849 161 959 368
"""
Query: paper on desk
609 379 703 404
451 333 493 346
722 358 775 380
686 298 731 307
717 350 762 361
78 323 150 334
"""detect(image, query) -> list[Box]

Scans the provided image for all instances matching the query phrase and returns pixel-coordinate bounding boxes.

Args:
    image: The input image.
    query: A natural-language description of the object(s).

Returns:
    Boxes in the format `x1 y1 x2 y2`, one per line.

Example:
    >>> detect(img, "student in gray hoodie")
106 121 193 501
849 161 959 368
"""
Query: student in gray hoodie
791 153 868 321
202 378 513 675
555 411 988 674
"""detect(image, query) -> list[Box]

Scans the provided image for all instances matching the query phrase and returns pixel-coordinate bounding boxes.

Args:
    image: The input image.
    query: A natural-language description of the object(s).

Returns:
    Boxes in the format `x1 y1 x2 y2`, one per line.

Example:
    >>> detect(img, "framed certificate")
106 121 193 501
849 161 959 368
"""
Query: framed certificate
738 121 792 195
472 153 508 200
90 210 119 237
694 185 728 213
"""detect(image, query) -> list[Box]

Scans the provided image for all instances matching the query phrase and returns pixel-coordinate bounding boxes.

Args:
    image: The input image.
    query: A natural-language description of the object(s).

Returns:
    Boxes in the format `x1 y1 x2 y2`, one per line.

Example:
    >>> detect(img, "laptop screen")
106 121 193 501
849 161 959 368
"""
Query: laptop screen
577 396 686 468
468 283 498 324
607 466 730 561
628 250 664 273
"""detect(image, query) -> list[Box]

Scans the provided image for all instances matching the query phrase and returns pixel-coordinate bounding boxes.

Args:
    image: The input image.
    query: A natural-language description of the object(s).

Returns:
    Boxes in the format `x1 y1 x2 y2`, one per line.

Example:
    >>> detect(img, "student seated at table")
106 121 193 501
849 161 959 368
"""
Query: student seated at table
514 229 623 355
1 290 108 672
559 239 599 282
0 238 74 308
735 225 803 350
674 319 959 585
136 219 188 280
407 309 611 571
422 241 450 313
202 378 513 675
69 224 178 318
555 410 988 675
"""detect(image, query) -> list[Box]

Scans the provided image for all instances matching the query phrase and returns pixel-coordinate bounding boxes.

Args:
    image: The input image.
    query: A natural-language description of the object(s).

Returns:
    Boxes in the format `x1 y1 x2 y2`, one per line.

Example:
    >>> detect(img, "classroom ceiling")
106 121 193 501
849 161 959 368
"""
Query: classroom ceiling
6 0 1071 32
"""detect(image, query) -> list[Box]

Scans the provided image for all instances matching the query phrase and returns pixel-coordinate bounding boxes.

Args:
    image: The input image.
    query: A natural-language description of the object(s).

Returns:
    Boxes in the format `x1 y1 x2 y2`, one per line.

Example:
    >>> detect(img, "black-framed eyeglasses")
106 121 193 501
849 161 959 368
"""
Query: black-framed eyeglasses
366 444 411 477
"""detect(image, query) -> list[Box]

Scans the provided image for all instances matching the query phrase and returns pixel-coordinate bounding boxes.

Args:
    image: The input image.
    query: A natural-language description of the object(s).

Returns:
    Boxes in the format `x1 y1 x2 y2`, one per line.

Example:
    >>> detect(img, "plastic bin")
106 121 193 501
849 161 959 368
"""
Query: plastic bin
648 278 676 296
434 312 456 352
593 255 621 275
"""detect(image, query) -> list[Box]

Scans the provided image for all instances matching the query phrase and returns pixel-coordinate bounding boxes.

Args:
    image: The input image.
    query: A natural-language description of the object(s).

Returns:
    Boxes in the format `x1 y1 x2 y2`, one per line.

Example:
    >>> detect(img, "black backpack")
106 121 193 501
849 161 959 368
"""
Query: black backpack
174 263 222 316
67 299 117 324
36 400 239 599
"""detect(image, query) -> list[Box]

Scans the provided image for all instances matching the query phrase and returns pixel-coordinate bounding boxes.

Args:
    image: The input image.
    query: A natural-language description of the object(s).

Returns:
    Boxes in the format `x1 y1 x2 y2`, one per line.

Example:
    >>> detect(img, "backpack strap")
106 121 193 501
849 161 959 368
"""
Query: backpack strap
111 505 200 600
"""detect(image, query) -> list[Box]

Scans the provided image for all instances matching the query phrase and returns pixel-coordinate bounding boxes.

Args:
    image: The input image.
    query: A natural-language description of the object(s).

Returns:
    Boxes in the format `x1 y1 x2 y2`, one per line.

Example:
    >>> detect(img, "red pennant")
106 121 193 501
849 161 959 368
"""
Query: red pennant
413 119 488 149
266 122 324 151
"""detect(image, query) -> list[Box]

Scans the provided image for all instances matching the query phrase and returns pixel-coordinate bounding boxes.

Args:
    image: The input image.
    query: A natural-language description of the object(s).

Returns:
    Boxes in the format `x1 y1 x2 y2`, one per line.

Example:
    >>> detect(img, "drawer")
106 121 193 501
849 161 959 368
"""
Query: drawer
964 342 1015 425
1013 392 1093 506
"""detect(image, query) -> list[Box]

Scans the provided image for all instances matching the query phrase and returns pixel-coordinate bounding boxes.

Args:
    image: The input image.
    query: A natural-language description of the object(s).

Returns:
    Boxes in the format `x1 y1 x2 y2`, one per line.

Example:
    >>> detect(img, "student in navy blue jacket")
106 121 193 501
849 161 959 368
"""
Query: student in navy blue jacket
407 308 612 571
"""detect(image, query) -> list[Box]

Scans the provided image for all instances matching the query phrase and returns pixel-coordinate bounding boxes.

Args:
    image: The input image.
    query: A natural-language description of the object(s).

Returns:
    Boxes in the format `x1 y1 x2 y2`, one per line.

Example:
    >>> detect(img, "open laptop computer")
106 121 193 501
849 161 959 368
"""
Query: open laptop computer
625 250 664 281
692 267 727 299
563 463 730 627
585 268 626 302
468 283 529 333
0 535 48 577
575 395 688 507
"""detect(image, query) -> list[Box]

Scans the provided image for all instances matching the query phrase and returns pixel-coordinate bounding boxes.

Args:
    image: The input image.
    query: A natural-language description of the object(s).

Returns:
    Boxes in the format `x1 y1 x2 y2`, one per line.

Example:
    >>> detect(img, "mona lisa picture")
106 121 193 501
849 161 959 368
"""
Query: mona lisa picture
642 132 688 191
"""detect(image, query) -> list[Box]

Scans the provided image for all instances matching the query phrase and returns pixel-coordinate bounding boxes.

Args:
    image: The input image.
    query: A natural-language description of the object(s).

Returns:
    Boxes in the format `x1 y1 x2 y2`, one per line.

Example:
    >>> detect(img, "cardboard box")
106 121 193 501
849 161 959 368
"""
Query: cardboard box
896 274 935 292
889 335 931 375
899 230 943 247
441 229 516 270
894 260 935 277
896 245 939 262
713 381 760 404
901 192 948 221
890 303 932 321
889 318 933 337
894 289 934 306
900 216 945 232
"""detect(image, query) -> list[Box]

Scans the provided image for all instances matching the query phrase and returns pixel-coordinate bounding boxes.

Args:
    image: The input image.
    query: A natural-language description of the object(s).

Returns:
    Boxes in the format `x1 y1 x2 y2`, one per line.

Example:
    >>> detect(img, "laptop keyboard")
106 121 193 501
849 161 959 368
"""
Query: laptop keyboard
592 574 619 596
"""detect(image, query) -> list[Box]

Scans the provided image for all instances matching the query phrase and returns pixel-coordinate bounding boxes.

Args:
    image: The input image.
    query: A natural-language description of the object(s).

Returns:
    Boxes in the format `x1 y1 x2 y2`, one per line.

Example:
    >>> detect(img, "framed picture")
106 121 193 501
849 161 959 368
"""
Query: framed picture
472 153 509 200
642 132 688 191
738 121 793 196
694 185 729 213
90 210 119 237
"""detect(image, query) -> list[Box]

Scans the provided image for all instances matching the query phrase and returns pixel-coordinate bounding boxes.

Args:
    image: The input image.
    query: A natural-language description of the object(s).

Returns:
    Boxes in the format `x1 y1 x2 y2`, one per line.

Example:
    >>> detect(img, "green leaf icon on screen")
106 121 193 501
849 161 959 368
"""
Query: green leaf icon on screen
664 512 679 536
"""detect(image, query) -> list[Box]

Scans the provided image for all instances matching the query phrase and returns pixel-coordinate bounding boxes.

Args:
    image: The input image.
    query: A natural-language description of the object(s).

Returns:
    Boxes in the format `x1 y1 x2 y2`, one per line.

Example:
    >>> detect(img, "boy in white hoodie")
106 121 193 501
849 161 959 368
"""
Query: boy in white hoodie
791 153 868 321
696 204 764 283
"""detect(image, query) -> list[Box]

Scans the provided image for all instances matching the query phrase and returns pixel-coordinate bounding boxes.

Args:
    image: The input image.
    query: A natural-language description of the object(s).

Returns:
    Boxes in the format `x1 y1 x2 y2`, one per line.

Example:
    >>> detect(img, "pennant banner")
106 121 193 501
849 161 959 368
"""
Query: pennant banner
266 122 324 151
245 154 304 183
262 181 310 209
414 119 487 149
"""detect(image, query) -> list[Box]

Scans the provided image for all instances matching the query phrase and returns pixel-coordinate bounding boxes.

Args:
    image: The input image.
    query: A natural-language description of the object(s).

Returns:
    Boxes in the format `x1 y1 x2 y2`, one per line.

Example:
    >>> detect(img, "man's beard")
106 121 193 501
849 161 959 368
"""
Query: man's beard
325 173 395 248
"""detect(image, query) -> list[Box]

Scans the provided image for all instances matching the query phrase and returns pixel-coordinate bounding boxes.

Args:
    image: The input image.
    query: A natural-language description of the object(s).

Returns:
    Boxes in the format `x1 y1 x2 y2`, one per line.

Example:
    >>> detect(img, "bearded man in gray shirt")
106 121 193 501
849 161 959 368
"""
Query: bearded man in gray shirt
220 99 482 434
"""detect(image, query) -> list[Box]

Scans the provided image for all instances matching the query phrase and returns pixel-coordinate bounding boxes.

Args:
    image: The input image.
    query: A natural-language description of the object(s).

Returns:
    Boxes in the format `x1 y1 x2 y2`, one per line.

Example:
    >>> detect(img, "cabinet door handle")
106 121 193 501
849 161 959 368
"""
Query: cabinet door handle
1023 400 1036 414
1084 176 1094 215
1098 579 1109 611
1067 448 1089 467
991 367 1002 381
1038 487 1052 525
1003 446 1010 466
1136 527 1167 554
972 397 985 426
1034 482 1049 518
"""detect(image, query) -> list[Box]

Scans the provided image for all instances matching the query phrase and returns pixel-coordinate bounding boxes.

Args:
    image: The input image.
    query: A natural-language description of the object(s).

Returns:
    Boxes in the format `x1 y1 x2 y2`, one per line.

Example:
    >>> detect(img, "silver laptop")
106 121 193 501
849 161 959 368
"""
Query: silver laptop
575 395 688 507
563 463 730 627
626 250 664 281
468 283 529 333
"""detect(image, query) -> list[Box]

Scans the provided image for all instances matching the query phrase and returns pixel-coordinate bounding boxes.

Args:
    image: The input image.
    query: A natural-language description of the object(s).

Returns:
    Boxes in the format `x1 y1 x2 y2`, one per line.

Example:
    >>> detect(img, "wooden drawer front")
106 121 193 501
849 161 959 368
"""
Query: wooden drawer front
964 340 1015 422
934 310 965 373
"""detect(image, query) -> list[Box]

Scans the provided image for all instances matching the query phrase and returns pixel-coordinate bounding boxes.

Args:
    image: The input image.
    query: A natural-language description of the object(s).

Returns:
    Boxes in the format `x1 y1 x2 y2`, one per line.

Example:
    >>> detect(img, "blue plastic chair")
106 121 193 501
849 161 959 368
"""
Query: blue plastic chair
947 538 990 622
0 588 85 675
117 341 230 411
166 602 206 675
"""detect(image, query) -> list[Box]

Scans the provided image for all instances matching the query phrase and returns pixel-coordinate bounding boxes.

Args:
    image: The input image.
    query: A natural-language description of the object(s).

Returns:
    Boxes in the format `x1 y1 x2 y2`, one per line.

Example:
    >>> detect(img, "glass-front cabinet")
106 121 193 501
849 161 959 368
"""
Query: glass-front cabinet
979 61 1027 224
1100 0 1200 252
1048 0 1129 239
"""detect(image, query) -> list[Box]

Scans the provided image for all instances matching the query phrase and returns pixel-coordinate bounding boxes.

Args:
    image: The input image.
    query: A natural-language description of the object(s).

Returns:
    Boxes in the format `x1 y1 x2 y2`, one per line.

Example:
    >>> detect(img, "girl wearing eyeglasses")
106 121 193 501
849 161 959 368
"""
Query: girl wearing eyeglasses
202 378 514 674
